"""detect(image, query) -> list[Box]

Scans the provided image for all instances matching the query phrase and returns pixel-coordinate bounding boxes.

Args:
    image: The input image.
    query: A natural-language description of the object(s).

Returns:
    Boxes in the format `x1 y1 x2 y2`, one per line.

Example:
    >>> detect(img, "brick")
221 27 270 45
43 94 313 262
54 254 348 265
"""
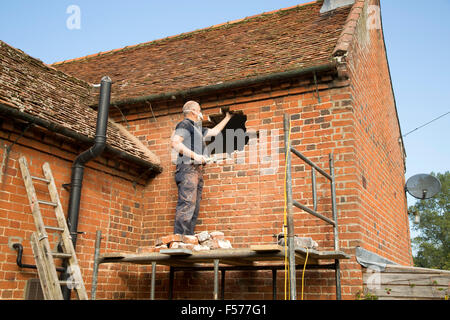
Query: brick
183 235 199 245
217 240 233 249
193 244 211 252
155 245 168 251
160 234 183 244
210 231 225 240
202 239 219 249
169 242 194 250
202 239 232 250
195 231 211 243
137 247 158 254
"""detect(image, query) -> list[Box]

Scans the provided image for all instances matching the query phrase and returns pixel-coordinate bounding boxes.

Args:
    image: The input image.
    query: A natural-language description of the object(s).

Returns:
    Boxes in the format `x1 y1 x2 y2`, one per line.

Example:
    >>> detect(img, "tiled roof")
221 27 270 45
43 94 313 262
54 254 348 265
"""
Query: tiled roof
0 40 161 170
52 1 353 104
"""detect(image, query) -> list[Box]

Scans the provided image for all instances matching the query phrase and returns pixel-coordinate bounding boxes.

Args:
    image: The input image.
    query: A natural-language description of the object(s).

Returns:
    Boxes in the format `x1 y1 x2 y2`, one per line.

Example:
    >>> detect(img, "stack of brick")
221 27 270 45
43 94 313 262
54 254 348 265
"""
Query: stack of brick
194 231 233 251
137 231 233 254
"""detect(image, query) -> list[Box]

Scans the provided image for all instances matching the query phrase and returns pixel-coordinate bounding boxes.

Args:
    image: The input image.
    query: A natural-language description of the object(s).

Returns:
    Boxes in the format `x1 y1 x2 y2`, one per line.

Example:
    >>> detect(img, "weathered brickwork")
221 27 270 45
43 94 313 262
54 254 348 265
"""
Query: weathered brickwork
108 77 365 299
345 0 411 265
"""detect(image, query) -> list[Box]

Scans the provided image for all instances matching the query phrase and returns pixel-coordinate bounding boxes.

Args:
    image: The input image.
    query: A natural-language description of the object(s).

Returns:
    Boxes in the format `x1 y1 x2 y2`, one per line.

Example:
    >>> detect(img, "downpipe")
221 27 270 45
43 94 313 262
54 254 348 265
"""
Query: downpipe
12 243 65 272
62 76 111 300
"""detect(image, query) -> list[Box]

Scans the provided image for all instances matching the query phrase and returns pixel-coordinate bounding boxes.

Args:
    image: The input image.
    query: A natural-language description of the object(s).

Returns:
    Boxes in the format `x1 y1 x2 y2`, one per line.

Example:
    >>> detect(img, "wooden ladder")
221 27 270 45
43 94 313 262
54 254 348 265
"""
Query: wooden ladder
19 156 88 300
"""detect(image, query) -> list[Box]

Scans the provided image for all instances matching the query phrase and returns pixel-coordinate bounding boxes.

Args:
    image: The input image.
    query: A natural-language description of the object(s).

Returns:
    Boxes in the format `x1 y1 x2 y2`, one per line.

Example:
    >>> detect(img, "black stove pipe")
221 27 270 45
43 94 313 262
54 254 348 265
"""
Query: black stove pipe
62 76 111 300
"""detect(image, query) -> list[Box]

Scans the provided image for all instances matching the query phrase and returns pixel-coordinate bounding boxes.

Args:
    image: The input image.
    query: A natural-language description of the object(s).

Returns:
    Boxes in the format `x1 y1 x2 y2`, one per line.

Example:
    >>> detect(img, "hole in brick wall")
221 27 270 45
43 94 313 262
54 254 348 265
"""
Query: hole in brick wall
204 108 250 156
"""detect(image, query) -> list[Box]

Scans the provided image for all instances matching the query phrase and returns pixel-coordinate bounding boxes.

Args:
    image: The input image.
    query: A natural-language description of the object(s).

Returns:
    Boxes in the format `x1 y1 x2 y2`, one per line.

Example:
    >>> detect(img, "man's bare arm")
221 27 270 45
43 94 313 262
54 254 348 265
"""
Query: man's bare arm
204 112 232 139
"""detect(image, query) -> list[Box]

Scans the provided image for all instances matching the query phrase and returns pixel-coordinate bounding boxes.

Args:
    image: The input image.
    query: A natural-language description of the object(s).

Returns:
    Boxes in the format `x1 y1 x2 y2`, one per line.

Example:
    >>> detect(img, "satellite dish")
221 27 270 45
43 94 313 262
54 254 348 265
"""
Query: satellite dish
405 174 442 200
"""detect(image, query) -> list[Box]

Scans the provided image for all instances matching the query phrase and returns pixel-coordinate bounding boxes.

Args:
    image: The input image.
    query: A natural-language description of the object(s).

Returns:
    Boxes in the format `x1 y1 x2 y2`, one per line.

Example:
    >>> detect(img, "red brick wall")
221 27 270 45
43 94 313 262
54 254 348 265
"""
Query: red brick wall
345 0 412 265
117 76 364 299
0 125 145 299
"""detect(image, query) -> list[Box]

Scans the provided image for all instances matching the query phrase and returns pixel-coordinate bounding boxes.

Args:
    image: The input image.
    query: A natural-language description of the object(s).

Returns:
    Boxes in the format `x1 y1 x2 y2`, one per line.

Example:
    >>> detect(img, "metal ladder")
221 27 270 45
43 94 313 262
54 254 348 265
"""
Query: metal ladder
19 156 88 300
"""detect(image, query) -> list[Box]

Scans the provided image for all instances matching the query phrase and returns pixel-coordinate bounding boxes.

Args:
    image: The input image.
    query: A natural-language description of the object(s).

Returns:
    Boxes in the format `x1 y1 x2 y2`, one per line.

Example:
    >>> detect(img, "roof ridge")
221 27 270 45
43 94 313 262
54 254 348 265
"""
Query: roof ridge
332 0 364 56
51 1 318 66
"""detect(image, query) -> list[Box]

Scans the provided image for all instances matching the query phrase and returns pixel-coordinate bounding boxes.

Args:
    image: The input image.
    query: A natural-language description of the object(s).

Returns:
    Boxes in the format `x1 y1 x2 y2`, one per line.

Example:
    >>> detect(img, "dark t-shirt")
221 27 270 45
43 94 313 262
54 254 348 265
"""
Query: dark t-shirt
174 118 209 164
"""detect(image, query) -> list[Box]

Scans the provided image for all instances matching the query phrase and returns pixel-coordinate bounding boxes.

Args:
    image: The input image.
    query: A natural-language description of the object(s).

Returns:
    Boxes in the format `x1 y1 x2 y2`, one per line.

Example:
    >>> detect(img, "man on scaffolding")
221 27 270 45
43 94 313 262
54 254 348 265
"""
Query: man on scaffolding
171 101 233 235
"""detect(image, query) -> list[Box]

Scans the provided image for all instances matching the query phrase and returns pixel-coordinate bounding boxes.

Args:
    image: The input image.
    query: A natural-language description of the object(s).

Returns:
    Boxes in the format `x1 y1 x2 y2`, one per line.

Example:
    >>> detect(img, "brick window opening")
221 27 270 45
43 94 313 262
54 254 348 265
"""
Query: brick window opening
203 108 250 156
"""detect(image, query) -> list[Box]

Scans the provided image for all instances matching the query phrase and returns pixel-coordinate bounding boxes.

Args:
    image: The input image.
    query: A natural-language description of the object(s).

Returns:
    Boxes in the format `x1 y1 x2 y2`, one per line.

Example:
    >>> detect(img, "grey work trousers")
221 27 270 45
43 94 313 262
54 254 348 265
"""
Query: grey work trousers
174 163 204 235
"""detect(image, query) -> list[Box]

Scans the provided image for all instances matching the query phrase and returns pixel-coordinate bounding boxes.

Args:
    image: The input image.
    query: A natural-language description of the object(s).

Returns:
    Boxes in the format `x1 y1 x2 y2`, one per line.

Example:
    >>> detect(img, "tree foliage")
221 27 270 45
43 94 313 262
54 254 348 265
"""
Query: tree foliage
409 171 449 270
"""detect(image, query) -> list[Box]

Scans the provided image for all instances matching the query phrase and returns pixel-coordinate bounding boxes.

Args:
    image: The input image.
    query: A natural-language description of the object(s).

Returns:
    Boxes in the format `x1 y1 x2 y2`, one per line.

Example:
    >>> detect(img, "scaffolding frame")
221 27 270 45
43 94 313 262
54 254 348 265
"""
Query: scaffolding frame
91 240 348 300
283 113 342 300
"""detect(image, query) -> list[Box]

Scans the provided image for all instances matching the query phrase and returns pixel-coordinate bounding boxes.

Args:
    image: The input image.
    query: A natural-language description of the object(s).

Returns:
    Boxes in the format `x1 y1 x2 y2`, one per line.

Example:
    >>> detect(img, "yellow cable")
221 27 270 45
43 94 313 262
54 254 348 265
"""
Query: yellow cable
283 117 292 300
301 247 309 300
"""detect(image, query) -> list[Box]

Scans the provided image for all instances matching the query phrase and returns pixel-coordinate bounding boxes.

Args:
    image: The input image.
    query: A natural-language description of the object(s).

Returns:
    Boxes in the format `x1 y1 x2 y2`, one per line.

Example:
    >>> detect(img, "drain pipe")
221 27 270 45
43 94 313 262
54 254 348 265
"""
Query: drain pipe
62 76 111 300
12 243 66 272
67 76 111 245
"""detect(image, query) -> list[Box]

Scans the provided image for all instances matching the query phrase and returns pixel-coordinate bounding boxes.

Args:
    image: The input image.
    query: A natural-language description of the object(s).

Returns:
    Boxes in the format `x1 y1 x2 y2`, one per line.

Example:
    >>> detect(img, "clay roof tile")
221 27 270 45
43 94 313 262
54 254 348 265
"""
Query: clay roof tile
52 1 353 104
0 40 161 171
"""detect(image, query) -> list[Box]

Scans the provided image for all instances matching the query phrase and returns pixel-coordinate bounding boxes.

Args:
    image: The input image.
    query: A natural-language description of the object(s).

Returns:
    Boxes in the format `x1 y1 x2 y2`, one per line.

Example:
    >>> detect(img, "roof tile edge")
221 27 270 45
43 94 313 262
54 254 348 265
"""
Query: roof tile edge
331 0 364 56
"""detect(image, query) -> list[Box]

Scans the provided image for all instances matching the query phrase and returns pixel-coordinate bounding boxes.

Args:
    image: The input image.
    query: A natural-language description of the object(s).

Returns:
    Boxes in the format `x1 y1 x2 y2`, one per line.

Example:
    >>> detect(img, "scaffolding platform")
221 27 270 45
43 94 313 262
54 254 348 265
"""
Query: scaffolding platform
100 245 349 267
92 243 350 300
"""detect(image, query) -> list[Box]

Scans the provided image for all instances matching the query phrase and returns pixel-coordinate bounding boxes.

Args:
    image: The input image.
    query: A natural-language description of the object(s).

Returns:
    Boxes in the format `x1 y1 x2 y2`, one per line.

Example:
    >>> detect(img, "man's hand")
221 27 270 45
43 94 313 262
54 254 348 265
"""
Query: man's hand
193 153 208 164
204 111 234 139
172 134 207 163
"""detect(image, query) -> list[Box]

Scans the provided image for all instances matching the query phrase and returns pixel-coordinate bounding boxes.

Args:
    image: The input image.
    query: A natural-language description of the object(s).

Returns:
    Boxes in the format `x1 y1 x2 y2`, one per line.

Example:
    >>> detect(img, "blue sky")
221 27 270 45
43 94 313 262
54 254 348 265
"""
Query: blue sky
1 0 449 211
